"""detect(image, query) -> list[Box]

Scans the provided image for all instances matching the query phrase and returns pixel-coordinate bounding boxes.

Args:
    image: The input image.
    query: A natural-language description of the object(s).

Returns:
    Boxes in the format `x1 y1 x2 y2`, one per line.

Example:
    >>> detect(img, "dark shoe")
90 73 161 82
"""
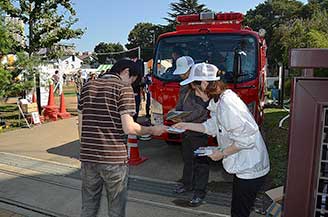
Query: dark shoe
189 196 205 207
174 185 191 194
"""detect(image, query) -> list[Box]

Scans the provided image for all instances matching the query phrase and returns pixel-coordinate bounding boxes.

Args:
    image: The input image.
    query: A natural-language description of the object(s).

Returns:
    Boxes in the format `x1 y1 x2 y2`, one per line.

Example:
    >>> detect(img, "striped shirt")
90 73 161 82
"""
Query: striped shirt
78 74 135 164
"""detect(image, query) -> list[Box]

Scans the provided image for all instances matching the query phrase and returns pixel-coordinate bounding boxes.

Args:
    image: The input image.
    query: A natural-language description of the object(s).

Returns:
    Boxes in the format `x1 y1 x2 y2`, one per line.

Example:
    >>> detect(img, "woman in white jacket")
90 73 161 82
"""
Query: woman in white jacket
174 63 270 217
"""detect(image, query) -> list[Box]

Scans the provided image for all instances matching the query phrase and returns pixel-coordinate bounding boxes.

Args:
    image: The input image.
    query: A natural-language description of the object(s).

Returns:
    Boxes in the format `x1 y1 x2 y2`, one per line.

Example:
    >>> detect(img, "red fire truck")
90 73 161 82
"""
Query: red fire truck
149 12 267 144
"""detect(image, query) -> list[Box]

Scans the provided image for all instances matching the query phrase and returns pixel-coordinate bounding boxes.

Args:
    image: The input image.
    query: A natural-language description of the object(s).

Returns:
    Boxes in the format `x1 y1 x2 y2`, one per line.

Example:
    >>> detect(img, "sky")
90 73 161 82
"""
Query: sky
70 0 308 52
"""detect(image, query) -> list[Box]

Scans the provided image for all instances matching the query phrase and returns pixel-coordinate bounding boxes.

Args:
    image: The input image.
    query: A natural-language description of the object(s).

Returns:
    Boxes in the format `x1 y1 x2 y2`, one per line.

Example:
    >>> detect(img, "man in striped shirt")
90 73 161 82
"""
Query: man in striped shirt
78 59 166 217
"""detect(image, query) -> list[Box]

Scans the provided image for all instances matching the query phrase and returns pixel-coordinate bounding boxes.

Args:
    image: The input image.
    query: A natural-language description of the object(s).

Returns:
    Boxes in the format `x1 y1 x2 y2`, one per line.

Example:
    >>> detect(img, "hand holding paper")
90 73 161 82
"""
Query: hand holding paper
167 126 185 134
194 146 219 156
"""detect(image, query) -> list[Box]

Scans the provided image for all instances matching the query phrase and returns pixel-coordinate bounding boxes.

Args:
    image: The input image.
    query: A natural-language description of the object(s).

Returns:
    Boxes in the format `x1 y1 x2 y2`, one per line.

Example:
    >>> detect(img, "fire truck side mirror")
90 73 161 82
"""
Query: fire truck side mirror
233 49 243 88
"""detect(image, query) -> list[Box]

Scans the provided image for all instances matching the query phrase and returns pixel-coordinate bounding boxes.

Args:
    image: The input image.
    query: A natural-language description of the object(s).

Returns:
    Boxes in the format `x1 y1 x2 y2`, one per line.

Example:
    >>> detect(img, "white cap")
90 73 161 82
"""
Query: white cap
172 56 194 75
180 63 220 86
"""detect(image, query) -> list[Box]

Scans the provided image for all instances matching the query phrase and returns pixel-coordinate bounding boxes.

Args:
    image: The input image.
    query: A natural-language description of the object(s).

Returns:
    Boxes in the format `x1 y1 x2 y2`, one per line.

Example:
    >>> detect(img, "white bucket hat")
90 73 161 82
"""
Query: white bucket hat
173 56 194 75
180 63 220 86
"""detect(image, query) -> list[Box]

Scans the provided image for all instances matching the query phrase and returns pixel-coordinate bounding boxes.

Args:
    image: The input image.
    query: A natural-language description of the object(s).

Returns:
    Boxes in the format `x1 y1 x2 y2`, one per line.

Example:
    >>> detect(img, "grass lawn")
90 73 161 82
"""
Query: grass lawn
0 103 25 132
263 108 289 188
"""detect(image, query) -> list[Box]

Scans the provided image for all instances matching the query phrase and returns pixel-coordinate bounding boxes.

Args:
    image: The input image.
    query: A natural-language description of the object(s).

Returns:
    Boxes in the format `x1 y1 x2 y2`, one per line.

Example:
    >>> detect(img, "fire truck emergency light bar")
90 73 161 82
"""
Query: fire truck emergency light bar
177 12 244 23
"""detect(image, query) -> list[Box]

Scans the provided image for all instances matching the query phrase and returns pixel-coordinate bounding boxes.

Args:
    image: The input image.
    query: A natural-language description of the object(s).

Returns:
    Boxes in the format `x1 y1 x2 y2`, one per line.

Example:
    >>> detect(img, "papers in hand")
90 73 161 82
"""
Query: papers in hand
194 146 220 156
167 127 185 134
166 110 192 121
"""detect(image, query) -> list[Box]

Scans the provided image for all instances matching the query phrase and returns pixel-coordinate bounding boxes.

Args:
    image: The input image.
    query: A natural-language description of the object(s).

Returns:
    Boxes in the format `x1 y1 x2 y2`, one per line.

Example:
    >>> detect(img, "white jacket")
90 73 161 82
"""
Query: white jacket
202 89 270 179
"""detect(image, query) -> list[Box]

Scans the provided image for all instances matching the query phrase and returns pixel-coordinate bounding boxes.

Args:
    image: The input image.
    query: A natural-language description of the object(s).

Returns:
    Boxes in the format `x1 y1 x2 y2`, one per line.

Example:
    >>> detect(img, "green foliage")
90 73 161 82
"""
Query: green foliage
0 66 34 98
301 0 328 18
126 23 157 49
94 42 124 64
272 10 328 66
0 12 14 54
0 13 35 98
0 0 83 98
307 30 328 47
0 52 37 98
244 0 304 66
272 19 307 66
125 23 160 60
0 68 12 98
244 0 328 75
0 0 84 54
94 42 124 53
165 0 209 27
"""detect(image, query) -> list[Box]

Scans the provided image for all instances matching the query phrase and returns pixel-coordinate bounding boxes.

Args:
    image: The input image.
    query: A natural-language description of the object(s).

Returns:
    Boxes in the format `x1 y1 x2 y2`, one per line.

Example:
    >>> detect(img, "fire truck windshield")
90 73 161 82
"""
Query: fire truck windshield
153 34 258 83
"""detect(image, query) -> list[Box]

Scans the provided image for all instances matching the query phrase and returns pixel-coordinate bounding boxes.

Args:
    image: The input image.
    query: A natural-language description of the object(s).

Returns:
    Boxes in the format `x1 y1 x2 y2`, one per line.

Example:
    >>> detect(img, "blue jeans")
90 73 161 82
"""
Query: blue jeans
81 162 129 217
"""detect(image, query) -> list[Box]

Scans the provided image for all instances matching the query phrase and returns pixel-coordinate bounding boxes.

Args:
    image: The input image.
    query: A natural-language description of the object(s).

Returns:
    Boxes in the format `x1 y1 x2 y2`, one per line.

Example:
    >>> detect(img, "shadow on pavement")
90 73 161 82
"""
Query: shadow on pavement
172 199 191 208
47 139 80 160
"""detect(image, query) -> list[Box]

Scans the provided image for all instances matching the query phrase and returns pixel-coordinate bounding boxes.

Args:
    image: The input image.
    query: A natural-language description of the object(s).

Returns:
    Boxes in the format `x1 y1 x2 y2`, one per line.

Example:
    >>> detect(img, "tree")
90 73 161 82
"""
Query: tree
0 11 14 55
272 10 328 71
0 0 84 108
0 15 35 98
125 22 158 61
0 0 84 55
165 0 209 28
300 0 328 18
94 42 124 64
94 42 124 53
244 0 304 67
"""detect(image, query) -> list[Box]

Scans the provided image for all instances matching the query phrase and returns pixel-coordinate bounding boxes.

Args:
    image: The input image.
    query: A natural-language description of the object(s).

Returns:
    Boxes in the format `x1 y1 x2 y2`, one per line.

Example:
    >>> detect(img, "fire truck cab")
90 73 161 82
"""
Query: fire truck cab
150 12 267 143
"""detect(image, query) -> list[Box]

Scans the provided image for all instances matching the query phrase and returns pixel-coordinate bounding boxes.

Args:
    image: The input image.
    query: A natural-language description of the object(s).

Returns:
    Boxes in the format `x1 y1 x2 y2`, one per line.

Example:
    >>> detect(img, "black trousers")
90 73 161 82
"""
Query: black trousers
133 94 141 121
231 175 266 217
182 134 209 198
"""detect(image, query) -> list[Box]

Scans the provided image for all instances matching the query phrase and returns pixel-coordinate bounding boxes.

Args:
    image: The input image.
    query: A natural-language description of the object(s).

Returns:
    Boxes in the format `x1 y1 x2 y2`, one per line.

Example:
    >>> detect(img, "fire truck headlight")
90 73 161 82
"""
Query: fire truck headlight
247 101 256 116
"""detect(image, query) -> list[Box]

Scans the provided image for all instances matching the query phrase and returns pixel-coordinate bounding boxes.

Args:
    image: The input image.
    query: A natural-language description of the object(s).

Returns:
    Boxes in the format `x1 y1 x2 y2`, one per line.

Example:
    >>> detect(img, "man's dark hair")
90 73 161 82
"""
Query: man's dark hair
109 59 142 85
109 59 137 76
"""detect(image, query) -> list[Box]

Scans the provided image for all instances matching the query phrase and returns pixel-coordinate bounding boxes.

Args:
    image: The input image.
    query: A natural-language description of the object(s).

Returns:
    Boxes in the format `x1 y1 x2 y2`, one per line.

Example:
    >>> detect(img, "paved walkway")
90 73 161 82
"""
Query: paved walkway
0 208 24 217
0 118 264 217
0 118 79 216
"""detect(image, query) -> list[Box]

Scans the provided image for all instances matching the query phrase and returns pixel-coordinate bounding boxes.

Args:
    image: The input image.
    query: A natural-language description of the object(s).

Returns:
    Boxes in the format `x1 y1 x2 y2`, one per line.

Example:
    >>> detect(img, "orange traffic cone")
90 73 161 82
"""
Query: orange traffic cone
127 135 148 165
58 93 71 119
43 84 59 121
32 91 37 103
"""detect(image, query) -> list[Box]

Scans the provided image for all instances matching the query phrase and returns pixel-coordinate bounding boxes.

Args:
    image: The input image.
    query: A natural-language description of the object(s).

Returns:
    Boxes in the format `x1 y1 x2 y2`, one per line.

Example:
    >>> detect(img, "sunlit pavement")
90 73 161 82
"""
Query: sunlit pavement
0 118 263 216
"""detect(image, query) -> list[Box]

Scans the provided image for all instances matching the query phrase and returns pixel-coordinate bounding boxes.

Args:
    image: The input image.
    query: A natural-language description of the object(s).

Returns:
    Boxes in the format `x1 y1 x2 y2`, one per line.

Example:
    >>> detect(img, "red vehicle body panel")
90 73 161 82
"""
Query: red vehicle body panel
150 13 267 143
